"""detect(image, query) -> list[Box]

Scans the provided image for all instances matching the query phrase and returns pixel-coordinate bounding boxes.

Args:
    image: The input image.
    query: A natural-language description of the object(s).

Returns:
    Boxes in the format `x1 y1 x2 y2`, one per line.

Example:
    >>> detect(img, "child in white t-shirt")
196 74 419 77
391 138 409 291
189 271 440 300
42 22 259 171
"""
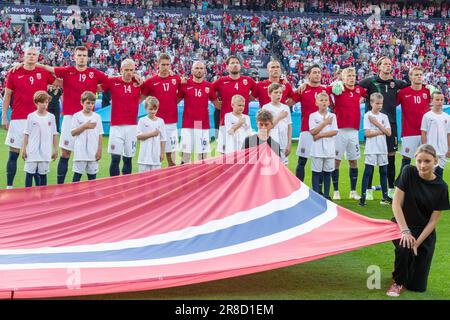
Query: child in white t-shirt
421 90 450 177
137 96 167 172
262 83 292 165
71 91 104 182
359 93 392 206
22 91 58 187
309 92 338 199
224 94 253 154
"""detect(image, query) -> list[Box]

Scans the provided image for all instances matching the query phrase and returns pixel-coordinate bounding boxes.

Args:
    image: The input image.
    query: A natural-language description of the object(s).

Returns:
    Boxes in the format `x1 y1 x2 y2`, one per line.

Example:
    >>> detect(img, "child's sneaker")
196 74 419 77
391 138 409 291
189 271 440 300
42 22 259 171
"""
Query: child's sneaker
333 190 341 200
366 189 374 200
380 197 393 205
386 282 403 297
349 190 361 200
388 188 395 198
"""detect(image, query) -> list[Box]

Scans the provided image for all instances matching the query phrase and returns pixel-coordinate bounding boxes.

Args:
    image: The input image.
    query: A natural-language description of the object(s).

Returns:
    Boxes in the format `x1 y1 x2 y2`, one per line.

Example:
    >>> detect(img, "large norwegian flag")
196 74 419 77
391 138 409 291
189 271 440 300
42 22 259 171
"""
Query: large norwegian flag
0 145 400 299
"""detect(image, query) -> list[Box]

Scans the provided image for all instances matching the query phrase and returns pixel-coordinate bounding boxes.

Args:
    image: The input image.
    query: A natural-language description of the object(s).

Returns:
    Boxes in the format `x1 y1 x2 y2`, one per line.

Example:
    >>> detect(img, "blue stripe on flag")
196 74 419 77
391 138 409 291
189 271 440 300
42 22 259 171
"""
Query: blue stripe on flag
0 192 328 264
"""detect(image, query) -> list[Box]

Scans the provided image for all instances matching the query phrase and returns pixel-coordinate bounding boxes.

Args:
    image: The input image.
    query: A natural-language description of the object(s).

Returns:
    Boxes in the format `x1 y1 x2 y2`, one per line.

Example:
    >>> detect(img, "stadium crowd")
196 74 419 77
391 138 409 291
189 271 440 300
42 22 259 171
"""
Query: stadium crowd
1 5 449 101
270 17 449 96
3 0 450 19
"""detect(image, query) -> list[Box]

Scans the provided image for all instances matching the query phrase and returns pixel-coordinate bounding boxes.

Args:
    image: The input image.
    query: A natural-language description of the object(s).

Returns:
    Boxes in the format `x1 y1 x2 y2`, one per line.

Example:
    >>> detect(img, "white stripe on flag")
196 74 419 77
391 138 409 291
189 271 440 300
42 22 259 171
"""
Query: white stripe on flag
0 184 310 256
0 201 338 270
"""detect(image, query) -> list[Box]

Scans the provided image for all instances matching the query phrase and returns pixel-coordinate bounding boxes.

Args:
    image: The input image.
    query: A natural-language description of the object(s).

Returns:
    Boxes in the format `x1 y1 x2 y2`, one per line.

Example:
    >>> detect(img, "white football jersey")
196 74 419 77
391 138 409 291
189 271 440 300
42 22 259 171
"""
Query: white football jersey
137 116 167 165
262 103 292 149
224 112 253 154
363 111 390 155
24 111 58 162
309 111 338 158
71 111 104 161
421 110 450 156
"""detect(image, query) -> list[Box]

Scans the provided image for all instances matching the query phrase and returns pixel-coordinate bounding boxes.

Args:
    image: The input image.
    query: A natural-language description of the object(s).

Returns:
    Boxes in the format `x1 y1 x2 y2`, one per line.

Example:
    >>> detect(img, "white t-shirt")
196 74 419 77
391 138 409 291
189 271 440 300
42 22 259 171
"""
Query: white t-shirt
24 111 58 162
309 111 338 158
224 112 253 154
137 116 167 165
421 110 450 156
71 111 104 161
263 103 292 149
364 111 391 155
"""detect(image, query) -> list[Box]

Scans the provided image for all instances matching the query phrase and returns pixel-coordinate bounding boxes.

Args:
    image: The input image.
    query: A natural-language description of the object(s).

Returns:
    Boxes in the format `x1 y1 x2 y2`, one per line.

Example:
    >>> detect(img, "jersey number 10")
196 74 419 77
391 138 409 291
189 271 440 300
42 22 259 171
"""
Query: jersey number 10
413 96 421 104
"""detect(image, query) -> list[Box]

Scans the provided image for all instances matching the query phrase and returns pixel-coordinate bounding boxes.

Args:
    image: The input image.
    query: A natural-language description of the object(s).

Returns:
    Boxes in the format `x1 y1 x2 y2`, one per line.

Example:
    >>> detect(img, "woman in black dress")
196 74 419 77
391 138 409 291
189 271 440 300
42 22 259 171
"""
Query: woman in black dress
387 144 449 297
47 85 62 132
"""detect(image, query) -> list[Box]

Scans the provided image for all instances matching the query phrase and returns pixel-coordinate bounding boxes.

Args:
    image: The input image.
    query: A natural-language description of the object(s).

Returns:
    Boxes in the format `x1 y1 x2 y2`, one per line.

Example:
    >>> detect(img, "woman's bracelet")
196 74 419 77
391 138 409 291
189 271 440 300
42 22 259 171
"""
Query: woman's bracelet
401 229 411 235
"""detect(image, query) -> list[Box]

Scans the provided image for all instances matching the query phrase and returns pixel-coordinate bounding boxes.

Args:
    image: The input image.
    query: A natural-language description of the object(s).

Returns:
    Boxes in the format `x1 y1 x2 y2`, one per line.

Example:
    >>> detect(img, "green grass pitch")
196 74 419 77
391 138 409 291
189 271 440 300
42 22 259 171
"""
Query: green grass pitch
0 129 448 300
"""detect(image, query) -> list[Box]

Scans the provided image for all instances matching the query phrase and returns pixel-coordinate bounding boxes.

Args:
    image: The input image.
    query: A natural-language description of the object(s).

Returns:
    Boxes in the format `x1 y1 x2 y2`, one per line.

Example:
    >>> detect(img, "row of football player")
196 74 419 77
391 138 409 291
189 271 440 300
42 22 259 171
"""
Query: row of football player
2 47 448 196
7 80 448 210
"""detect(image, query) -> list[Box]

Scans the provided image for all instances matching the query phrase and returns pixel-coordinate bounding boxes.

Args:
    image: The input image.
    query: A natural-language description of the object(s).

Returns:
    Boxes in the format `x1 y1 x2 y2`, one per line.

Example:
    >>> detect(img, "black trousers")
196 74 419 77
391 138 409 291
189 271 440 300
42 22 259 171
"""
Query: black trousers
214 109 220 132
392 227 436 292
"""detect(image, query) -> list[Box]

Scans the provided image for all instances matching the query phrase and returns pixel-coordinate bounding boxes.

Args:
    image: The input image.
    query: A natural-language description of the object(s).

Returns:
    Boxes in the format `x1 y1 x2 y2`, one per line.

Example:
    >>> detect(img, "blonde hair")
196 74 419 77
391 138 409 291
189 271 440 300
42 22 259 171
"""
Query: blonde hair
408 66 423 76
342 67 356 78
231 94 245 105
121 59 135 69
145 96 159 109
415 144 437 159
315 92 330 101
370 92 384 103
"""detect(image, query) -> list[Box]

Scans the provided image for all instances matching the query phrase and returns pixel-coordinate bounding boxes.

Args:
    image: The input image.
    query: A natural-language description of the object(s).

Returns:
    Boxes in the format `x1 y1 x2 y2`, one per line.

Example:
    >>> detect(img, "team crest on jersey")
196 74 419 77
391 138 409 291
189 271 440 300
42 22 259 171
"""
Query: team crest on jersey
111 144 115 150
172 79 176 85
390 82 395 89
36 73 41 80
205 87 210 93
243 79 248 86
48 121 52 126
10 138 14 144
89 72 94 79
422 93 428 99
356 88 360 94
405 147 410 153
64 140 69 146
301 148 305 154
